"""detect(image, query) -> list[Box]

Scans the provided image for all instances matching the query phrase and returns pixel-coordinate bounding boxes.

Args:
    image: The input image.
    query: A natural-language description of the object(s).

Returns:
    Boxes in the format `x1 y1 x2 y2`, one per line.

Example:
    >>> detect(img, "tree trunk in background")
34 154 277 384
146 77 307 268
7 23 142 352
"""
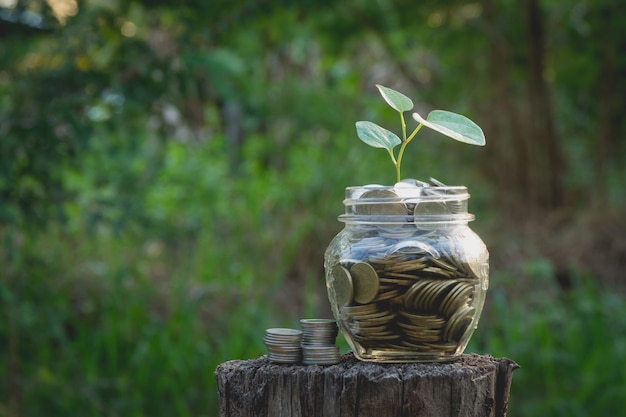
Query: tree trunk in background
482 0 531 217
482 0 566 216
594 1 626 203
524 0 566 211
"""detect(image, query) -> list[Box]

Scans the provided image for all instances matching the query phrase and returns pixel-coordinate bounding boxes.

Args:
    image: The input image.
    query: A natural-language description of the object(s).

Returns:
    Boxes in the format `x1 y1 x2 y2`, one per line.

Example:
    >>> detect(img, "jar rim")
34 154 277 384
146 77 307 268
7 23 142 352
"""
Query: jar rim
338 213 475 225
345 184 468 192
343 185 470 205
341 184 473 224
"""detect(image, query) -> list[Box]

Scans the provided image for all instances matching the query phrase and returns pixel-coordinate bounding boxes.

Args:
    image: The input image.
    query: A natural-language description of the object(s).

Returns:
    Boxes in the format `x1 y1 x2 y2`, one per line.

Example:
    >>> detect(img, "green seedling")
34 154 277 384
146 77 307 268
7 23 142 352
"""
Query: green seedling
356 84 486 182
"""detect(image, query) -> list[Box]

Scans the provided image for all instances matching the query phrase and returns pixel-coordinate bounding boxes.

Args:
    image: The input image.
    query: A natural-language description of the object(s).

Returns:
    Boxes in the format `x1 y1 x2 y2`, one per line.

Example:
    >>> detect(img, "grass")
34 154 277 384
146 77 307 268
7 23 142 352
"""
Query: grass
468 272 626 417
2 227 274 416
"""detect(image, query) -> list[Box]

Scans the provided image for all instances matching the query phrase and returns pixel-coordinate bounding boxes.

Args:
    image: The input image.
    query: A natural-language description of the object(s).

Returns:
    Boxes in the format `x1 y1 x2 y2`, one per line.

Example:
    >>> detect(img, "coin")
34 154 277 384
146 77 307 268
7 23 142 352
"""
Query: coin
330 265 353 306
356 189 408 216
348 314 396 327
404 280 430 310
441 283 473 318
413 200 449 216
264 328 303 343
384 259 428 273
439 283 466 317
443 305 475 342
349 262 380 304
264 328 303 364
353 333 399 342
398 311 446 328
341 303 380 316
302 345 341 365
422 266 456 279
300 319 338 347
394 180 422 199
388 240 440 258
374 289 403 302
429 256 459 273
412 280 441 312
349 323 389 334
428 177 447 187
401 329 440 343
347 309 395 321
425 280 457 311
379 277 415 286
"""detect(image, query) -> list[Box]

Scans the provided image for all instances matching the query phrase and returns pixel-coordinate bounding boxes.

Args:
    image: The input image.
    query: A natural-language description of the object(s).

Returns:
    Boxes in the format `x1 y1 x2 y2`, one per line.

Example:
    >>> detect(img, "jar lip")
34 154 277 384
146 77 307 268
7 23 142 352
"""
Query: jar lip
338 213 475 224
344 184 470 205
346 184 468 192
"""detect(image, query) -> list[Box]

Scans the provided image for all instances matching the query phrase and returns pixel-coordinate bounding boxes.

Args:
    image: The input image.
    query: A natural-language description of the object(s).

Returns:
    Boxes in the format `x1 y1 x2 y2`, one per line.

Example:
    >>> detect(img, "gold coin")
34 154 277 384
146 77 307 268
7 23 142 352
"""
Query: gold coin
350 262 380 304
443 305 475 342
430 280 458 309
349 324 390 335
402 330 441 343
379 277 414 286
374 289 403 302
352 315 396 327
398 310 446 327
430 256 459 273
418 281 443 312
422 266 456 279
442 283 473 317
385 260 427 273
382 272 421 280
330 265 353 307
341 303 380 316
404 280 430 310
440 282 467 316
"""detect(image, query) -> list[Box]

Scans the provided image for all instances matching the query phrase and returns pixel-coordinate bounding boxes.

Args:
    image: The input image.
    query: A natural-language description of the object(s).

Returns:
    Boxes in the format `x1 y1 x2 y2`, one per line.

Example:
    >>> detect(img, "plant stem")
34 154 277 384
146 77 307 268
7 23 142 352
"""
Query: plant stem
387 148 398 167
395 124 423 182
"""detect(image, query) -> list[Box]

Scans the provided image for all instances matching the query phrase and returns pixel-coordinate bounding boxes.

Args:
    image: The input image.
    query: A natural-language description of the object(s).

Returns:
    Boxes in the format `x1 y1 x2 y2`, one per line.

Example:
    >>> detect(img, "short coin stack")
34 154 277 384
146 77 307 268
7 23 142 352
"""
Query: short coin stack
300 319 341 365
263 328 303 364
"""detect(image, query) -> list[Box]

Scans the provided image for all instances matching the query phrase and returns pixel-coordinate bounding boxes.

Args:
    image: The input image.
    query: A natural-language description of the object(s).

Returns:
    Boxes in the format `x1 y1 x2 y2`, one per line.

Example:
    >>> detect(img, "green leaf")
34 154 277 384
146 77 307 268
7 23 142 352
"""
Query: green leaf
356 121 402 150
412 110 486 146
376 85 414 112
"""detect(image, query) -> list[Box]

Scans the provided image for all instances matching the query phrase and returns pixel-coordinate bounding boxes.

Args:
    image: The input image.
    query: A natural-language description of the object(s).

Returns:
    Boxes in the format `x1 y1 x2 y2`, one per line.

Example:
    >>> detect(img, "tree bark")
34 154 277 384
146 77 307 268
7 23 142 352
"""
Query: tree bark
215 353 519 417
524 0 566 210
482 0 532 217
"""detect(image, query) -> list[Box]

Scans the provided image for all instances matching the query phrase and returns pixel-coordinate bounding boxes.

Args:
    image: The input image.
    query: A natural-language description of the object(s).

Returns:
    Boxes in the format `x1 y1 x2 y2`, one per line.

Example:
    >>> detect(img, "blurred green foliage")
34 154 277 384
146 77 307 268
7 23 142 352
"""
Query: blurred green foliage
1 0 625 416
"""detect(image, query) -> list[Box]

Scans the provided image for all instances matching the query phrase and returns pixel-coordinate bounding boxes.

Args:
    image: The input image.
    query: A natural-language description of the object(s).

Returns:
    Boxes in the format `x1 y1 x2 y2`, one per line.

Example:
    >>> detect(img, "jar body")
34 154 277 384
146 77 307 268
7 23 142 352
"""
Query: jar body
324 184 488 362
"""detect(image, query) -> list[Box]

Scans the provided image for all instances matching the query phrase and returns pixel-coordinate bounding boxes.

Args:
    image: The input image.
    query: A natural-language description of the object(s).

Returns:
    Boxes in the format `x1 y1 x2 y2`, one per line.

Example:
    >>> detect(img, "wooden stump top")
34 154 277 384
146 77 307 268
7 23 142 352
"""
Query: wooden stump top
216 353 518 417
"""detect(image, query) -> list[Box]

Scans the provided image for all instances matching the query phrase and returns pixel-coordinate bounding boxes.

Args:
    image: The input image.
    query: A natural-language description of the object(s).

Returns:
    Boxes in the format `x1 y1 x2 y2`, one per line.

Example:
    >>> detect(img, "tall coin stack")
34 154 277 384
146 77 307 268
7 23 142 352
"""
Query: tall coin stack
300 319 341 365
263 328 303 364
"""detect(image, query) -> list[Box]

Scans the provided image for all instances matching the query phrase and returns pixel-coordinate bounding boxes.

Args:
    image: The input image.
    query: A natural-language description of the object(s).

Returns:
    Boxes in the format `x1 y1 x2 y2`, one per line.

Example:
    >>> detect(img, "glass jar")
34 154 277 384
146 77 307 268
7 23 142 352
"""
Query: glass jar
324 182 488 362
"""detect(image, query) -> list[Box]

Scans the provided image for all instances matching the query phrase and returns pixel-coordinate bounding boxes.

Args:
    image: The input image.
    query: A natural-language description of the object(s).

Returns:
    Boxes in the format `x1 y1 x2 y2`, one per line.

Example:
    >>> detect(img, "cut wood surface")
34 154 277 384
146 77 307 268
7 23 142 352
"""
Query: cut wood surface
216 353 519 417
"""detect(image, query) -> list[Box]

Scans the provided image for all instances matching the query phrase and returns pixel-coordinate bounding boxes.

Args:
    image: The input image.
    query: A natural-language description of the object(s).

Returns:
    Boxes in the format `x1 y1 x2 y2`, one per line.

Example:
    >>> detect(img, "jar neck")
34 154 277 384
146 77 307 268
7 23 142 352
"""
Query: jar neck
339 184 474 225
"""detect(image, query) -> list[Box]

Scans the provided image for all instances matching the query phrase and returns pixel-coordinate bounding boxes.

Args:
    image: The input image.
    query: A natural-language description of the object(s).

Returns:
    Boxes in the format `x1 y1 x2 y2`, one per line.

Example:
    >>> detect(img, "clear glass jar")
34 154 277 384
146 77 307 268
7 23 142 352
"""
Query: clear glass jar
324 182 488 362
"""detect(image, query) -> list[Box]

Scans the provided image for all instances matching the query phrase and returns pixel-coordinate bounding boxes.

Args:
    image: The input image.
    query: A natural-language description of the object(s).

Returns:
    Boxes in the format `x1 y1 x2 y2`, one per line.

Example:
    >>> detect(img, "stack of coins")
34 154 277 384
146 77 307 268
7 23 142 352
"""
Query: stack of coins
300 319 341 365
263 328 303 364
301 345 341 365
300 319 338 346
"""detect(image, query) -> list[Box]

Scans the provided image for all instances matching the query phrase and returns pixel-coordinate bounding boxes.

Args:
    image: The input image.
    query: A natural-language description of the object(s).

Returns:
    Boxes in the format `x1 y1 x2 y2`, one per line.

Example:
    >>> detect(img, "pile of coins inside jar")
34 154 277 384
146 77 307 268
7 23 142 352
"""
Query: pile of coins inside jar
328 178 486 355
264 319 340 365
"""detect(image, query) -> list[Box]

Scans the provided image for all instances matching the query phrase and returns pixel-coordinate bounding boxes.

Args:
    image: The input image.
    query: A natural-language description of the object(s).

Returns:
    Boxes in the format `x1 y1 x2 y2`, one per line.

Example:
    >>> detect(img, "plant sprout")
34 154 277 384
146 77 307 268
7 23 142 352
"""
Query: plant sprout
356 85 486 182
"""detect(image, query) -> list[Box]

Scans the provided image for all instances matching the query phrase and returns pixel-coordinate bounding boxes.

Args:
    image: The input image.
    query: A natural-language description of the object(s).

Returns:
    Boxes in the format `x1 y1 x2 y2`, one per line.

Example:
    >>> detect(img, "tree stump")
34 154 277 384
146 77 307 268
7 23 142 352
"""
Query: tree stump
215 353 518 417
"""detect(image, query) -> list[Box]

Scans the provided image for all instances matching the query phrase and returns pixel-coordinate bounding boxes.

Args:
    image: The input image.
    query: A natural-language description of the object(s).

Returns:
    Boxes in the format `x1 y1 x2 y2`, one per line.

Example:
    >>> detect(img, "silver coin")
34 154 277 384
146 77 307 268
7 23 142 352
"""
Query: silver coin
356 189 408 216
